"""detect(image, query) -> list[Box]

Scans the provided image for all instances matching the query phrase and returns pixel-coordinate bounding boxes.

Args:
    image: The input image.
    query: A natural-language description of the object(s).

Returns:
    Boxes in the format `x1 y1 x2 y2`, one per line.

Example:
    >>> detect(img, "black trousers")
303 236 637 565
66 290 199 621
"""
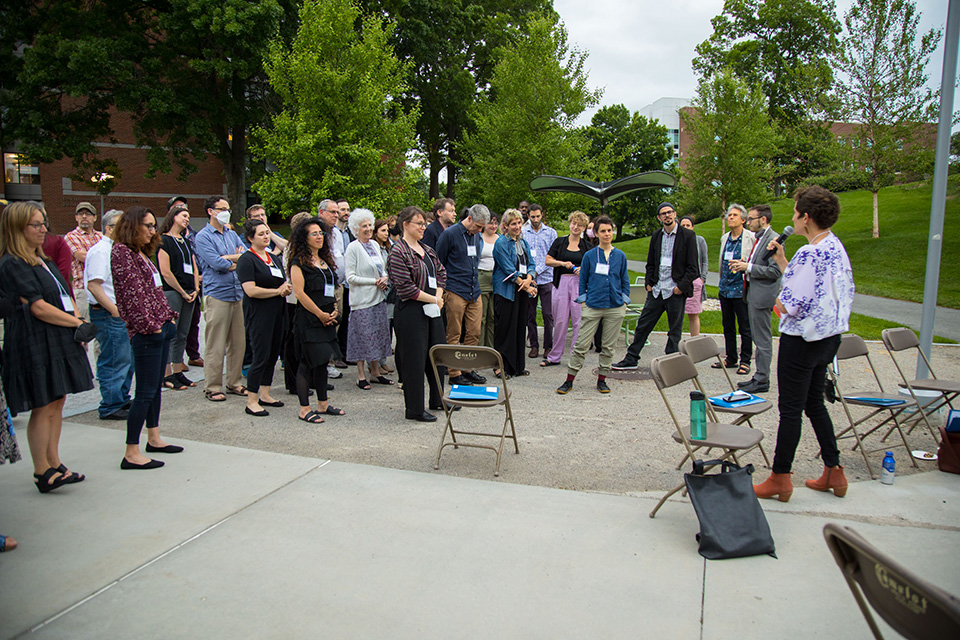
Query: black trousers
127 323 175 445
393 299 444 416
624 292 685 363
337 286 351 357
494 292 529 376
772 333 842 473
283 303 299 393
244 299 284 394
719 295 752 366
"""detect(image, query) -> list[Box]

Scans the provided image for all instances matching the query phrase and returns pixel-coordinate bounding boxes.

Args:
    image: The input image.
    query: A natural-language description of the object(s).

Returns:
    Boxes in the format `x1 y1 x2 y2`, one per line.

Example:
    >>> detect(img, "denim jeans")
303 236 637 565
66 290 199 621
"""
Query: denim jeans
127 323 175 445
89 307 134 418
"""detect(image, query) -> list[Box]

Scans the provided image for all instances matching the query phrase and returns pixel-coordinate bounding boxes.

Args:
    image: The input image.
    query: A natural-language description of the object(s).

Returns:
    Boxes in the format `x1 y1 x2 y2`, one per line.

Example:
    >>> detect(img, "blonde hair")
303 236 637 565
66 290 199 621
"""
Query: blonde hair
501 208 523 229
290 211 313 232
0 201 48 266
568 210 589 228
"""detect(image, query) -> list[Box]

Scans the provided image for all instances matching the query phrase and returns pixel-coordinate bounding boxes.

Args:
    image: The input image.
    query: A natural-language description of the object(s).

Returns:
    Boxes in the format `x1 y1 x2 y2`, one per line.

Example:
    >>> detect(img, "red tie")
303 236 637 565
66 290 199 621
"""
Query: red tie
744 232 761 293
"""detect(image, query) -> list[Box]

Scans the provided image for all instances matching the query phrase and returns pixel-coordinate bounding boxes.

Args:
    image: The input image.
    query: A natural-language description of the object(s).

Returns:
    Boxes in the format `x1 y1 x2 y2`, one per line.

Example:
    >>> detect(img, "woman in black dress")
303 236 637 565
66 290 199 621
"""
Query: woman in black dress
237 219 292 417
288 218 344 424
0 202 95 492
492 209 535 378
157 203 199 389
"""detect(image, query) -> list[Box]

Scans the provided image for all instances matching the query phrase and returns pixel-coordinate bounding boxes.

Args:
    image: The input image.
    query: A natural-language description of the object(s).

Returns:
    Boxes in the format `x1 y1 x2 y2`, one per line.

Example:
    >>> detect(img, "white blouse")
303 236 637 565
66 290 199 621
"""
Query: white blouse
478 236 497 271
779 233 854 341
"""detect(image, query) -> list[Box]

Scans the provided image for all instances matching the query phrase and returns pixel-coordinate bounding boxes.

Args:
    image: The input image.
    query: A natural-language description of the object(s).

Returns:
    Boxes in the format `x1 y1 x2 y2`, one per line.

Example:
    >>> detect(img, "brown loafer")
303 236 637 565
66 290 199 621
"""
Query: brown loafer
528 347 538 358
188 358 204 367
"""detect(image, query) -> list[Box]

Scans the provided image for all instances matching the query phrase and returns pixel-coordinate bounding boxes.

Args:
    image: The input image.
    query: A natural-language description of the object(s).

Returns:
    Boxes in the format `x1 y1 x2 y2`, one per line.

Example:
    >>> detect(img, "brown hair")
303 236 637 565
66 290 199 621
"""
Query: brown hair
794 186 839 229
114 206 160 254
0 201 48 266
373 218 391 250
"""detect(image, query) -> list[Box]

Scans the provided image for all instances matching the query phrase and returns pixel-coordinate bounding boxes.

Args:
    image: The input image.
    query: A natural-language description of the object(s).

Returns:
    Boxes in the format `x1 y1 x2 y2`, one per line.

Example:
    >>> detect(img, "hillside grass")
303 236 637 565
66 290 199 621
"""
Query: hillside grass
615 177 960 309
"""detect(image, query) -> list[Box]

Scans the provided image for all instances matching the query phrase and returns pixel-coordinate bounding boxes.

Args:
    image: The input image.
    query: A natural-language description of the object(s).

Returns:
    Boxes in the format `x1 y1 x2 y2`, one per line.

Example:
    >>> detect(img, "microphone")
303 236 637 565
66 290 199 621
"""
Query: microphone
763 226 793 260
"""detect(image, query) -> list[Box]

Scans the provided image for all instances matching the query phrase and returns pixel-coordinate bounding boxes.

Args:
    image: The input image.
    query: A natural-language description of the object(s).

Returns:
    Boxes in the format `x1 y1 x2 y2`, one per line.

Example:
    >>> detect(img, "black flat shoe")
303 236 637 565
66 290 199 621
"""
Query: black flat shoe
120 458 164 470
260 399 285 407
245 406 269 417
145 443 184 454
429 403 460 412
405 411 437 422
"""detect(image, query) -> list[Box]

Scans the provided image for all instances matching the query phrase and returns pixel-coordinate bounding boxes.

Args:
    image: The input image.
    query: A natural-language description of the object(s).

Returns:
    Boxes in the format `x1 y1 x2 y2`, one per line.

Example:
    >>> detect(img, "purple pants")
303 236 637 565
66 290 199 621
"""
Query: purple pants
545 275 580 364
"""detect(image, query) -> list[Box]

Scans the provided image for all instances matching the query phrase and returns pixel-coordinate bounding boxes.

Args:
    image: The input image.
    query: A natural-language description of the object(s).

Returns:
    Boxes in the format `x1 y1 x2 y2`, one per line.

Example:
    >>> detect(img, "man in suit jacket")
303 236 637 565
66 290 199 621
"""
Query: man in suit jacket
612 202 699 370
730 204 782 393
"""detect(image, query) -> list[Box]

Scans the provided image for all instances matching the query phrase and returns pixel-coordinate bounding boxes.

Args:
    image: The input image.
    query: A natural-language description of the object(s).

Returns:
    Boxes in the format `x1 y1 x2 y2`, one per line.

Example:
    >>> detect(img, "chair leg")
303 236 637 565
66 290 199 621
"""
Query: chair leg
434 416 454 470
649 481 686 518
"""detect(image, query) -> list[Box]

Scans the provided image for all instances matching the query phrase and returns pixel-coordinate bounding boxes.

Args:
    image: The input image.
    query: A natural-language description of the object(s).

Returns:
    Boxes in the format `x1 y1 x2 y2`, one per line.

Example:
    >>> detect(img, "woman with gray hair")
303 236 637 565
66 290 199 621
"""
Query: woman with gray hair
344 208 393 389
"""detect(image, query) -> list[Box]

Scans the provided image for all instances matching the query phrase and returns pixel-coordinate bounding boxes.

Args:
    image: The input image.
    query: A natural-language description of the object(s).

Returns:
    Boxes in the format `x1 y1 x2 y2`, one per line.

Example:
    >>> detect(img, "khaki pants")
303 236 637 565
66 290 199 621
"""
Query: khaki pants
203 296 245 393
567 304 627 377
443 291 482 377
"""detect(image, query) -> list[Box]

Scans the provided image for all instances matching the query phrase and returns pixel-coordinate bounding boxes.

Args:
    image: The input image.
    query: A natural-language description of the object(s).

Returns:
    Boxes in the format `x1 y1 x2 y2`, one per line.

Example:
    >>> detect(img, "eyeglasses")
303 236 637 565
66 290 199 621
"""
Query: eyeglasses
307 232 323 238
142 223 157 230
659 210 675 216
212 206 230 212
747 216 760 222
76 211 95 217
410 221 427 228
27 222 48 229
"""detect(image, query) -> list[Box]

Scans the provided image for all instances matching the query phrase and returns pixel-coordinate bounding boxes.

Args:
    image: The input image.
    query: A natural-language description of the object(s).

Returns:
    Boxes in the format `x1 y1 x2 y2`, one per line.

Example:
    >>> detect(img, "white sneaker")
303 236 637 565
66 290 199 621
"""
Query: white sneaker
327 365 343 379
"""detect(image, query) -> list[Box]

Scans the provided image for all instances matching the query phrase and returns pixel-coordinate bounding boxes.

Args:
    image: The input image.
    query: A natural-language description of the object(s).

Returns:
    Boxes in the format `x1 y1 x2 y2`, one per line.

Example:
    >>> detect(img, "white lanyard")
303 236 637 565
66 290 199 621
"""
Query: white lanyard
39 260 74 312
172 235 193 274
141 254 162 287
318 264 335 298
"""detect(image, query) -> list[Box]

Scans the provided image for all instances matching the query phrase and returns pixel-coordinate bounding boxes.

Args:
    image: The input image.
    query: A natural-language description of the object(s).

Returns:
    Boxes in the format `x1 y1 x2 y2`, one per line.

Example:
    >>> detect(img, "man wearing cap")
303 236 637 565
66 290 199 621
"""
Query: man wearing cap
64 202 103 330
612 202 699 370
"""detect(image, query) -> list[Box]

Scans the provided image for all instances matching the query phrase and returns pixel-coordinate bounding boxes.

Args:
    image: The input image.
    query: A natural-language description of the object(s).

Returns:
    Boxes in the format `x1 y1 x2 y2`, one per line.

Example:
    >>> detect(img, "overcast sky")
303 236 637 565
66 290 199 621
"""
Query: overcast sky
553 0 957 127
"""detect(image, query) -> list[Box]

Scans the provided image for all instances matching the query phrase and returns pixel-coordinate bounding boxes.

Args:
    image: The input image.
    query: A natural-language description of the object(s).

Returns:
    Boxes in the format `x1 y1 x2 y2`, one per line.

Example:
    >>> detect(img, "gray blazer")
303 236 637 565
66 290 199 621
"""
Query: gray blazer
745 226 782 309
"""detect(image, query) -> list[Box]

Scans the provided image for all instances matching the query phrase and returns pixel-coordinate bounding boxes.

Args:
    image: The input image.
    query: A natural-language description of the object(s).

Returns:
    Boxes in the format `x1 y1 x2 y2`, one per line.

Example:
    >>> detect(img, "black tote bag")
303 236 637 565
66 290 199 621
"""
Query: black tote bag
684 459 777 560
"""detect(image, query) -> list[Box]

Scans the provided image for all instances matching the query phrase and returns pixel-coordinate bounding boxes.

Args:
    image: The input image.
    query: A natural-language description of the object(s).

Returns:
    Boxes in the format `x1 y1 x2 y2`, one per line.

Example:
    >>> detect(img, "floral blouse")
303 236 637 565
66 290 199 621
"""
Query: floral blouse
779 233 854 341
111 242 177 337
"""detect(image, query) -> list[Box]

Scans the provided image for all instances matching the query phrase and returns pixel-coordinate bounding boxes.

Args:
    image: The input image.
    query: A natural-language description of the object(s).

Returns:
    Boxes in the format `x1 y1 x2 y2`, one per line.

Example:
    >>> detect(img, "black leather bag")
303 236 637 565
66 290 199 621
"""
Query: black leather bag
684 459 777 560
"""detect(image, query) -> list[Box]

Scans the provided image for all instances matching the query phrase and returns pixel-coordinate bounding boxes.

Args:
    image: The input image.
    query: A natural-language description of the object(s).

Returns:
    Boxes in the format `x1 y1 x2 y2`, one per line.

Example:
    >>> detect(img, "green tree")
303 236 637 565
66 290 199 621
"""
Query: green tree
359 0 552 199
684 68 778 224
583 104 672 237
457 13 599 215
835 0 940 238
1 0 300 211
693 0 842 191
251 0 418 215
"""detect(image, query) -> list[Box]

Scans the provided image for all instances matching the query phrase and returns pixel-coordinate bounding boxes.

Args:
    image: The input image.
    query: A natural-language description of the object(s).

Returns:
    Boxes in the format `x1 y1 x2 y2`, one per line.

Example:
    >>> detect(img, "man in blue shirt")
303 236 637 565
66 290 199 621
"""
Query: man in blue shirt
195 195 247 401
557 216 629 395
521 204 558 359
422 198 456 249
436 204 490 385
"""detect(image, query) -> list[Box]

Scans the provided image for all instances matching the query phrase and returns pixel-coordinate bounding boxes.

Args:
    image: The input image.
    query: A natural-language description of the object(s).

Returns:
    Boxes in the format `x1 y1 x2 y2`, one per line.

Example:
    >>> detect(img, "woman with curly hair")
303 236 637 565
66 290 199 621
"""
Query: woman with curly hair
112 206 180 469
289 218 344 424
0 201 94 493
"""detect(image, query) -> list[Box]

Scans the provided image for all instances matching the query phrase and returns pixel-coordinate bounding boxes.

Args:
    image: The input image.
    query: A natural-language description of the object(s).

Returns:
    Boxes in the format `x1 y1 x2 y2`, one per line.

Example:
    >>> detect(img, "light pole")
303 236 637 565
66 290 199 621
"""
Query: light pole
90 172 115 216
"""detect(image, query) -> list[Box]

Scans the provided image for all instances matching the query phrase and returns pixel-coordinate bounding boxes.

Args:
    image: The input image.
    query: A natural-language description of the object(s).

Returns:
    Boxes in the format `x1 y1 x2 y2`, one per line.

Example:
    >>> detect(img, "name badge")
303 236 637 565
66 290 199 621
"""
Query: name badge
183 262 193 275
530 249 537 258
269 266 283 278
466 245 477 257
153 271 162 287
595 262 610 276
324 283 335 297
518 265 527 275
661 255 672 268
724 250 734 261
60 294 75 312
427 275 437 289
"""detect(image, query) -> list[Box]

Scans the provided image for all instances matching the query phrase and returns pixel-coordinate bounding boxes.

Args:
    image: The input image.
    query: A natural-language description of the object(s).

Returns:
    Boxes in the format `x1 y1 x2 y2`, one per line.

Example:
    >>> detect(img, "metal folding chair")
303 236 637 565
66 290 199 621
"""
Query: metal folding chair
679 335 772 467
829 334 919 479
428 345 518 477
648 352 764 518
823 523 960 640
621 283 648 348
881 327 959 442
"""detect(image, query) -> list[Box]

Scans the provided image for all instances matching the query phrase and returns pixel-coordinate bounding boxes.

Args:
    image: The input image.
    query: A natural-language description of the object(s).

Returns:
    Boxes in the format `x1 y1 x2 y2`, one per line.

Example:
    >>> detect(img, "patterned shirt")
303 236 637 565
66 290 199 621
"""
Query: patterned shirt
719 232 744 298
64 227 103 291
521 222 558 287
111 242 177 337
386 238 447 302
652 227 678 299
779 233 854 341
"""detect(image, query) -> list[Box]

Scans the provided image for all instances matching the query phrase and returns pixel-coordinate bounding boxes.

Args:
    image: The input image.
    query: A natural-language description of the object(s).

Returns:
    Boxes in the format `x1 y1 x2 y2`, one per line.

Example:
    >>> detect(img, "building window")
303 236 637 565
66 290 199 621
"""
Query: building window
4 153 40 185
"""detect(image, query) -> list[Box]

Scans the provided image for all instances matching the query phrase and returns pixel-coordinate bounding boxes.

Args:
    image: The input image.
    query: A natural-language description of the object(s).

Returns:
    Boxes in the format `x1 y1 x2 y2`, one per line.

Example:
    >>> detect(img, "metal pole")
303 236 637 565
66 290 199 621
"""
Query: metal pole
917 0 959 379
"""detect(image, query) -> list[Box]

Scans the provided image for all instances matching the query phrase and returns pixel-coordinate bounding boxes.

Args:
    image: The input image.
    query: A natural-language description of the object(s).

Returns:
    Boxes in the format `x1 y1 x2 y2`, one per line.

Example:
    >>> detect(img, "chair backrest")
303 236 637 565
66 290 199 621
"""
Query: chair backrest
679 335 721 365
650 353 698 390
628 284 646 306
429 345 502 373
823 523 960 640
837 334 869 361
882 327 919 352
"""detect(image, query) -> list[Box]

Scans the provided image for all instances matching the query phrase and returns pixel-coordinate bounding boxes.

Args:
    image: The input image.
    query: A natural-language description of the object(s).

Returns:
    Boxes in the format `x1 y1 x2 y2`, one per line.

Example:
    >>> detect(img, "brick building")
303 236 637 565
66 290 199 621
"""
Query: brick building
3 109 226 233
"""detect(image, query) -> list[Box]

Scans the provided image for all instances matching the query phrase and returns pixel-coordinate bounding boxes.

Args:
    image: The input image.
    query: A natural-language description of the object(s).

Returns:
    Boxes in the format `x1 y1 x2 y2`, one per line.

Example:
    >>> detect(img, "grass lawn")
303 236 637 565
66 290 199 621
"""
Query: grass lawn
614 176 960 309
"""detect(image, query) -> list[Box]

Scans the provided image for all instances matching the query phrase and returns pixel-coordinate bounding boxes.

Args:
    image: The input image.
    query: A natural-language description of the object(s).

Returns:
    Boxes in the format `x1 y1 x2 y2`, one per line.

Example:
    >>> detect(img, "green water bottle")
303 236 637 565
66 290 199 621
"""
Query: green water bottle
690 391 707 441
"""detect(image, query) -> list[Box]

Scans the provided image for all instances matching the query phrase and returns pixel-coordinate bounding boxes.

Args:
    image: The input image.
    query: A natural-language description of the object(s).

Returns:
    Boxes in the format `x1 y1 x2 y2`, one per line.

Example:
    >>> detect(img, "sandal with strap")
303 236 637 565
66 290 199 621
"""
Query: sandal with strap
225 385 248 396
164 374 188 391
371 376 394 385
357 379 371 390
711 361 737 369
298 410 324 424
57 464 85 484
323 405 345 416
33 468 68 494
205 390 227 402
175 372 196 388
737 363 751 375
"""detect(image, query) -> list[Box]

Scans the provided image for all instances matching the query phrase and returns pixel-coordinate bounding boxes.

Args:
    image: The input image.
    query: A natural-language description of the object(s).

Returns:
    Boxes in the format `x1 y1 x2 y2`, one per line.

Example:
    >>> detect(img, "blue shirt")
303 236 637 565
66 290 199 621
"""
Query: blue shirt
719 232 744 299
521 222 558 286
492 235 533 302
195 223 245 302
435 222 482 302
577 246 630 310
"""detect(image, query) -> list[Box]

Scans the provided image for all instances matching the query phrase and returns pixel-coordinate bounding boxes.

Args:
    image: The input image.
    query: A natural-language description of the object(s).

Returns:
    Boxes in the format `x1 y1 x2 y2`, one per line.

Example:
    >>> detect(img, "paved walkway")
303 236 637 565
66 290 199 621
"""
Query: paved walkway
2 422 958 639
627 260 960 342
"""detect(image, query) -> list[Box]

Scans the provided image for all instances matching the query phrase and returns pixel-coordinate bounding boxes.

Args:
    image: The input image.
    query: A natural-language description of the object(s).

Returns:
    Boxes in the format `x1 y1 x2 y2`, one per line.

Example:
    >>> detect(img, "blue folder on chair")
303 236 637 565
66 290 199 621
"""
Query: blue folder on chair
842 396 906 407
449 385 499 401
709 391 766 408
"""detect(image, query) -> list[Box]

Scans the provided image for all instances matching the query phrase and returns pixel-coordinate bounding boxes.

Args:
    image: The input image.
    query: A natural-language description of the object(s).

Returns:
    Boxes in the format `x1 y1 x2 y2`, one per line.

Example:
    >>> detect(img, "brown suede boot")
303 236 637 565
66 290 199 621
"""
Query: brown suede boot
805 465 848 497
753 472 794 502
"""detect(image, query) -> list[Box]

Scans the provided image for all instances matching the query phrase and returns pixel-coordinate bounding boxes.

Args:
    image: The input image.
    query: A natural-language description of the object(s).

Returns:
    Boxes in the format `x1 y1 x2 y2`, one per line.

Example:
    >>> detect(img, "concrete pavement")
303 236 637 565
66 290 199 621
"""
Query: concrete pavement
2 421 958 640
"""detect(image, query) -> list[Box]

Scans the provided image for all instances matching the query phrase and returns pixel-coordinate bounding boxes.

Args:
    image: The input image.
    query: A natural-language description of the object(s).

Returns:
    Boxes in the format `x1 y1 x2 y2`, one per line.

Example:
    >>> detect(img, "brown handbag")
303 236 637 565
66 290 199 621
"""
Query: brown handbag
937 427 960 474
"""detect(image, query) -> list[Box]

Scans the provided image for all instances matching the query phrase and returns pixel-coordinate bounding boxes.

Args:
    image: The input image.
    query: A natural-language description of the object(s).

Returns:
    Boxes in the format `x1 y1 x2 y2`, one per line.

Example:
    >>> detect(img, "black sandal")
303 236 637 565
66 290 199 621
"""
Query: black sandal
371 376 394 385
33 468 68 494
174 372 196 388
737 363 751 375
57 464 85 484
298 410 324 424
357 379 371 390
711 361 737 369
164 374 188 390
323 405 345 416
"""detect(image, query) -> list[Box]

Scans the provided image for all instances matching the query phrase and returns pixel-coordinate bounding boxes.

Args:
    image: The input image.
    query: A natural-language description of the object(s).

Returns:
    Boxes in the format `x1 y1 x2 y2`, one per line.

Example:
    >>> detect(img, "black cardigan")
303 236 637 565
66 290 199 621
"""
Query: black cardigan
644 225 700 297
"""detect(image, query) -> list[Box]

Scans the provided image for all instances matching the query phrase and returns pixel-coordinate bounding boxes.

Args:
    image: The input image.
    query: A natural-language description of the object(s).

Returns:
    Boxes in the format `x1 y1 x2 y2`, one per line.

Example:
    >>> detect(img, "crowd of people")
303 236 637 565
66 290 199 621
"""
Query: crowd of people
0 185 854 535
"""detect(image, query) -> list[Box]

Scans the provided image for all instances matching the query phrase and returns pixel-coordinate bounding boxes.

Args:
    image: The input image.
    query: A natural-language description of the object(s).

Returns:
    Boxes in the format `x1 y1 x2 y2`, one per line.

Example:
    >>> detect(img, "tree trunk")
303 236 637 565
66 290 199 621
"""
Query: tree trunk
445 163 457 198
872 190 879 239
222 126 247 220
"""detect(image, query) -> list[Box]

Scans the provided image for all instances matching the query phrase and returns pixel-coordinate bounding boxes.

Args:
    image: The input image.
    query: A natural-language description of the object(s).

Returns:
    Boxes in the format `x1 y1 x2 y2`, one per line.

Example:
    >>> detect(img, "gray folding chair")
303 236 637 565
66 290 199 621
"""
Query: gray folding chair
823 524 960 640
648 352 764 518
429 345 518 477
881 327 958 442
829 334 918 479
621 283 648 348
679 335 772 467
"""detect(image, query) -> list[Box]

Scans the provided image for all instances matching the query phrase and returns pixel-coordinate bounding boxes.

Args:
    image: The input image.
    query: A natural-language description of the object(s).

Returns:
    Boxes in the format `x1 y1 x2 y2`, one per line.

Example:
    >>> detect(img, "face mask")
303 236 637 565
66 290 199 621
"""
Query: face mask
216 211 231 226
586 228 595 239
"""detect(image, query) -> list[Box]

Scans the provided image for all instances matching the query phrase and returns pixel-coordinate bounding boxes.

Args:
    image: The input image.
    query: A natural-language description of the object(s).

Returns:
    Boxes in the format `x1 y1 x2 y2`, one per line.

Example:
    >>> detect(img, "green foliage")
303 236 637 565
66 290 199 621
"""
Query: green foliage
251 0 419 217
798 170 873 193
456 12 600 215
582 104 674 237
684 68 778 216
835 0 940 237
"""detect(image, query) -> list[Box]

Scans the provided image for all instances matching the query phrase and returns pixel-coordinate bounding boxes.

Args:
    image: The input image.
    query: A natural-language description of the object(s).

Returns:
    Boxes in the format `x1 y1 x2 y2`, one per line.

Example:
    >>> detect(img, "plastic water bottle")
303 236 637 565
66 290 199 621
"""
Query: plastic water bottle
690 391 707 441
881 451 895 485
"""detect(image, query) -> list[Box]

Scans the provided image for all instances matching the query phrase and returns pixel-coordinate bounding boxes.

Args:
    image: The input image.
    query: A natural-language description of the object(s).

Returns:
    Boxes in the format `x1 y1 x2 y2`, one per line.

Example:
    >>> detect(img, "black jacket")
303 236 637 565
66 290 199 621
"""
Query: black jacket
644 225 700 297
